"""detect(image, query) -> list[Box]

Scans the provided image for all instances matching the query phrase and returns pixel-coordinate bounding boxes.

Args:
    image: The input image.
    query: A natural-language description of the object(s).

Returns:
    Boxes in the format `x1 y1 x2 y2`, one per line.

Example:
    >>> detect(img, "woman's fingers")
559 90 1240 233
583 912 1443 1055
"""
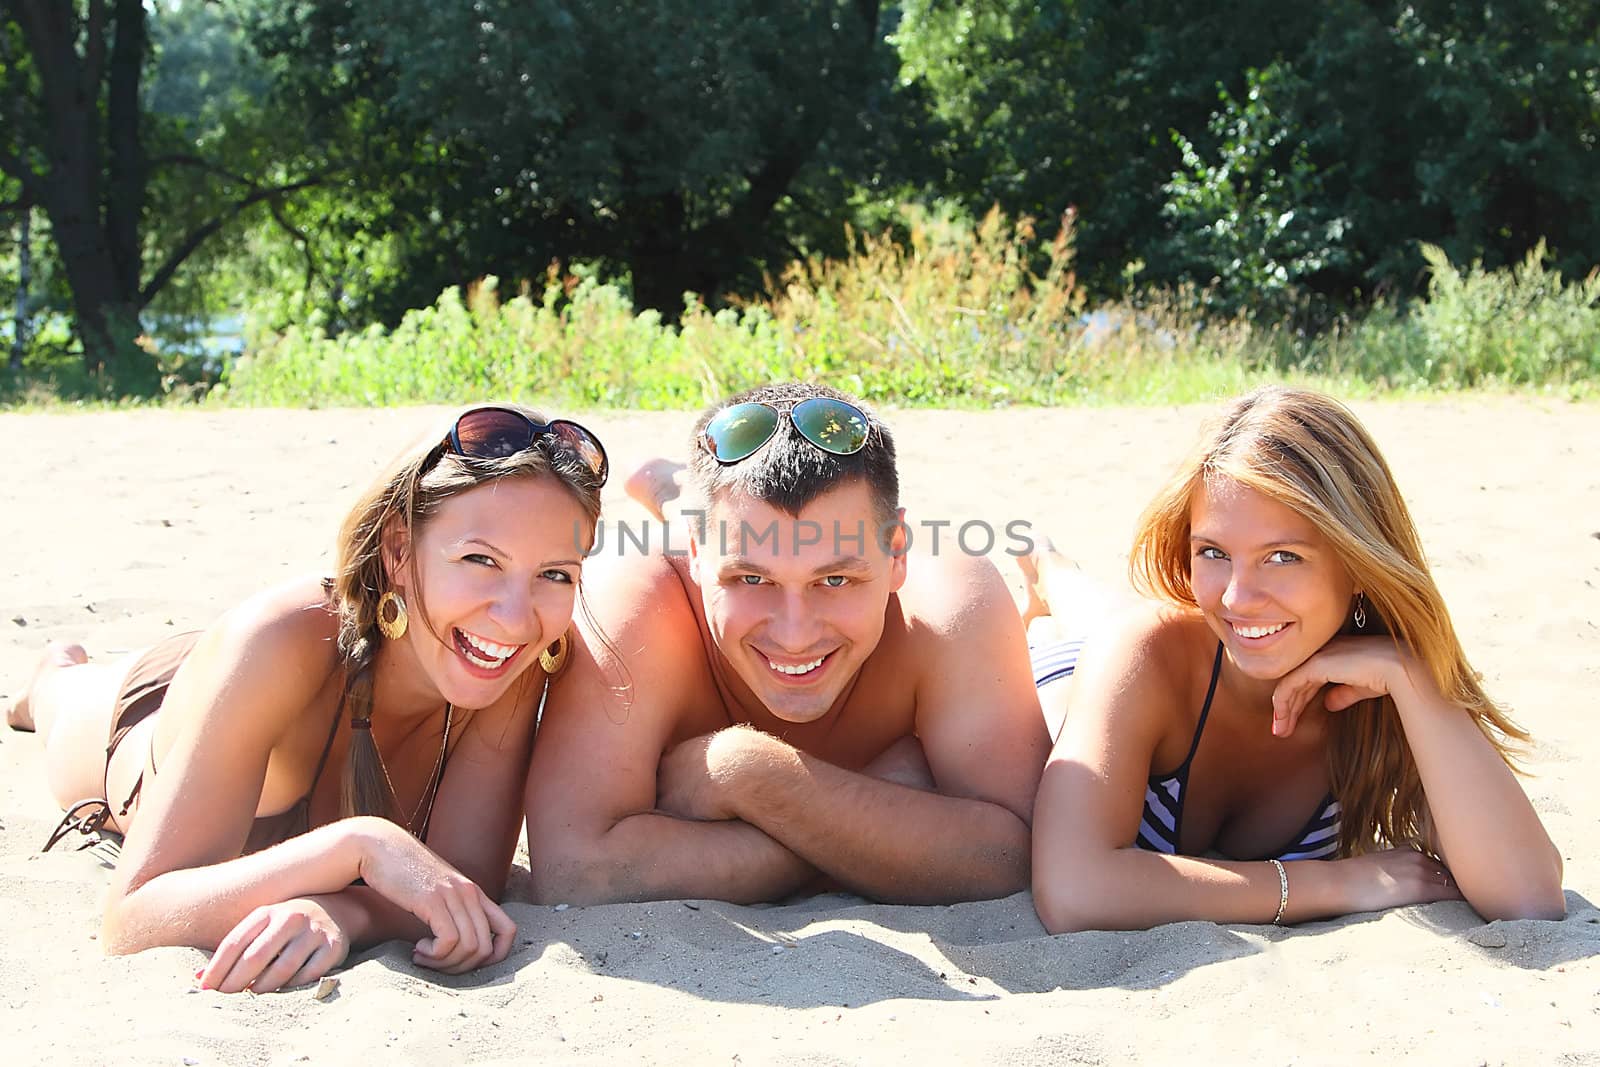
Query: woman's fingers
213 921 296 994
412 892 463 965
247 930 319 993
1272 676 1320 738
414 887 516 973
484 896 517 965
417 887 484 972
283 941 343 992
200 908 273 991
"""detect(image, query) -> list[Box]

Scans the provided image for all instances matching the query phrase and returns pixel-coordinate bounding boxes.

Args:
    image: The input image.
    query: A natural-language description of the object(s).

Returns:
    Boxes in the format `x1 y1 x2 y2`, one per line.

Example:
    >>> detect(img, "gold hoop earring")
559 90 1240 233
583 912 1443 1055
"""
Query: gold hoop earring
1353 593 1368 630
377 591 409 640
538 632 570 674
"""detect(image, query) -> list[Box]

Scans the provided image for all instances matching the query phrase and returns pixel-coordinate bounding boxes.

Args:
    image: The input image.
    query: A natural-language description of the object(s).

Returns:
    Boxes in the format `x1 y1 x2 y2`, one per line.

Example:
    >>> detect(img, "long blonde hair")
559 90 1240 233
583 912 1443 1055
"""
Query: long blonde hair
1129 386 1527 856
331 404 604 822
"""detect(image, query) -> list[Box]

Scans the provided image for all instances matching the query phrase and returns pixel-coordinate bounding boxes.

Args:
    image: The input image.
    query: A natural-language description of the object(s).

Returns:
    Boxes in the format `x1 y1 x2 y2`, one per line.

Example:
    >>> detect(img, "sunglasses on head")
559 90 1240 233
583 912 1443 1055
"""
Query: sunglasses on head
699 396 872 464
435 406 609 486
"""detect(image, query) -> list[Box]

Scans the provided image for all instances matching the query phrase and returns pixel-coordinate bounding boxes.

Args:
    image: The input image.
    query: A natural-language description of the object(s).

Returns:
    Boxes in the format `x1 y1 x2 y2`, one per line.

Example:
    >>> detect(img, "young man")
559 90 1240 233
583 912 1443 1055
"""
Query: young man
524 382 1049 905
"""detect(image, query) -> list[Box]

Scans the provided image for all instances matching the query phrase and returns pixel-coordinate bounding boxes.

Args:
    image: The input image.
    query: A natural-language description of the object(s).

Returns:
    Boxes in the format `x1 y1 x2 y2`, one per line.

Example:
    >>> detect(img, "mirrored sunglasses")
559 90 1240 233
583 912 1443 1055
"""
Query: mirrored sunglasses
699 396 872 464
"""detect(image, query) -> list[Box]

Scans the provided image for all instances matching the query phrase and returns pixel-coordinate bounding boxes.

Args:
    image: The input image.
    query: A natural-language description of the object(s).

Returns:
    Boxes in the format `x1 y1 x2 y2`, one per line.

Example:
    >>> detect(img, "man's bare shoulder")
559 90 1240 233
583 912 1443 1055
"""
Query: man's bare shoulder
579 551 699 641
893 548 1015 639
565 551 709 704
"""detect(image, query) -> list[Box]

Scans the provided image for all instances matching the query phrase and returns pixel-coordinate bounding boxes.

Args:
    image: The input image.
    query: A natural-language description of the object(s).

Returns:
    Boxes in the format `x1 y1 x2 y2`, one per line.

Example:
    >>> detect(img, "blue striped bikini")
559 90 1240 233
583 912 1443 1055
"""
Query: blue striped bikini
1034 638 1342 861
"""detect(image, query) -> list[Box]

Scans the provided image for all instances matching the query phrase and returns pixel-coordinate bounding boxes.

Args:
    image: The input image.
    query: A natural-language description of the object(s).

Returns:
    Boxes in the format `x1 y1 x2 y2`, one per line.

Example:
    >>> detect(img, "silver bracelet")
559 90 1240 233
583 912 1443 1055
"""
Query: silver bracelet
1268 858 1289 925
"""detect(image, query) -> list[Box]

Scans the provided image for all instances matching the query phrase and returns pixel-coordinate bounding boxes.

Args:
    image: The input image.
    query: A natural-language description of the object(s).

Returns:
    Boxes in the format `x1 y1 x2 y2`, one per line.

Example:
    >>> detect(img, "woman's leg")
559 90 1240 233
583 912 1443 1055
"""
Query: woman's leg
6 642 141 813
1016 537 1134 744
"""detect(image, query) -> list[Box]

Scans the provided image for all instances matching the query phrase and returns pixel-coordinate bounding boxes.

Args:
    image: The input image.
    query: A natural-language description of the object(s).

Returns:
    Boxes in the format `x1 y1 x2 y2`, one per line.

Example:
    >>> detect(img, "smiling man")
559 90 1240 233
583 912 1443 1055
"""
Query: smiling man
523 382 1049 905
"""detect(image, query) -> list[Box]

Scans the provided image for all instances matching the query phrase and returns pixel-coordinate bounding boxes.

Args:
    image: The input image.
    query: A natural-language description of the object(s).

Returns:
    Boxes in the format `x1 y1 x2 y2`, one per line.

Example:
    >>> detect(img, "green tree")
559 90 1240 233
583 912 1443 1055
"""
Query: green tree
246 0 912 322
893 1 1600 314
0 1 322 378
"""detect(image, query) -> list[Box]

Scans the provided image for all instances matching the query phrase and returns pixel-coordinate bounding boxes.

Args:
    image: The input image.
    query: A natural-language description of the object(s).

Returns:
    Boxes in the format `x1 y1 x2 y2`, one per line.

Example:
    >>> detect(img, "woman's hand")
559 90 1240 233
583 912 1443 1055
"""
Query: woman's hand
1271 636 1418 737
353 819 516 974
198 896 349 993
1324 848 1464 915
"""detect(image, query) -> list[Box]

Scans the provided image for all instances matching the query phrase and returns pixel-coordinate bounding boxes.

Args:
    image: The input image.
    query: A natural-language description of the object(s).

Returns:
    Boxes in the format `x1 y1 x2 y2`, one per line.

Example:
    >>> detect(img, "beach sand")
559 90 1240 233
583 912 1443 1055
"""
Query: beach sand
2 400 1596 1066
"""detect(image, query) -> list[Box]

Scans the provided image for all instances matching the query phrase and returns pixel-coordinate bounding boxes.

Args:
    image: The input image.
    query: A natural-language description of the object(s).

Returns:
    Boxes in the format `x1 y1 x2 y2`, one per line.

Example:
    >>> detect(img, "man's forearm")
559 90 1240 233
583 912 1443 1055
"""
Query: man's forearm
531 812 818 905
720 733 1032 904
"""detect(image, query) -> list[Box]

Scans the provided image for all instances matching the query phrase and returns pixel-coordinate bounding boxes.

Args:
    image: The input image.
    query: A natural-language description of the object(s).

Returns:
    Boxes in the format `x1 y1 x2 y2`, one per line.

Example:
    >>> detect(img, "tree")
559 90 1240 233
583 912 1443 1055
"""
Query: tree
893 1 1600 313
0 1 322 377
247 0 909 321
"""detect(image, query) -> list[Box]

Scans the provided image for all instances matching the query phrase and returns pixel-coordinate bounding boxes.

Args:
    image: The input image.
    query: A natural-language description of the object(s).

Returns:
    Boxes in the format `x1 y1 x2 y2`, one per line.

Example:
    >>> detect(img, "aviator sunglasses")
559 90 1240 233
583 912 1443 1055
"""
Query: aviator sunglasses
435 406 609 485
699 396 872 464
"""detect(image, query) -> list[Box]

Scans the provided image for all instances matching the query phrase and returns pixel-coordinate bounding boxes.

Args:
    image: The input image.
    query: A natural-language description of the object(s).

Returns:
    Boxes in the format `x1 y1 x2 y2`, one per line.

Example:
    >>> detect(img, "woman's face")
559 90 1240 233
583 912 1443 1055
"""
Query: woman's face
392 475 593 709
1188 476 1356 681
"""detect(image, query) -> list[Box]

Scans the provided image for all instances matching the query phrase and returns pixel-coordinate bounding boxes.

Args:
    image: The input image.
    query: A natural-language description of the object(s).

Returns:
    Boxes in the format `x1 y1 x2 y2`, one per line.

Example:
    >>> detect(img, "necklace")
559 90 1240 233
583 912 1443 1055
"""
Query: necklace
371 703 454 837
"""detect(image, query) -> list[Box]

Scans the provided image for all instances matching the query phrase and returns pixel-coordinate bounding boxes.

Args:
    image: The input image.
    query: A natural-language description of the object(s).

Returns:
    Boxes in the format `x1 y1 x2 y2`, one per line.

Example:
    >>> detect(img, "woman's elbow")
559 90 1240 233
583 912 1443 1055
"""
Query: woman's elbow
1474 884 1567 923
99 897 142 956
1032 873 1112 935
1469 858 1566 922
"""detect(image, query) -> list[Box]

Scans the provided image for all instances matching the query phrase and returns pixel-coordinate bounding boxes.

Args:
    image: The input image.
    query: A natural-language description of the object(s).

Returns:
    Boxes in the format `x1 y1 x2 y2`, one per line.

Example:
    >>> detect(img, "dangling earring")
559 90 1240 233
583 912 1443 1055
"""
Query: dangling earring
1353 593 1368 630
538 632 570 674
377 591 409 640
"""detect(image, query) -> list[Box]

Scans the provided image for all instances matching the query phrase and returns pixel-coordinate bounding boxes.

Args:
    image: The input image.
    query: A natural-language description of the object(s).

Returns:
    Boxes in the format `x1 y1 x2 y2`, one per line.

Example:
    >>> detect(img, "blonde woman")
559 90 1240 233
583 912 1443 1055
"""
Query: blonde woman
1028 387 1563 932
5 405 607 990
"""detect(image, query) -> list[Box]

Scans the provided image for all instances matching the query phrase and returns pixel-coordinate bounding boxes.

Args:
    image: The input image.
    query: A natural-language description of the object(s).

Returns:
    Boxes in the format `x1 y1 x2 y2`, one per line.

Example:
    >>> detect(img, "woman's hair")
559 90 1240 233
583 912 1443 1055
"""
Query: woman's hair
1129 386 1527 856
329 403 604 822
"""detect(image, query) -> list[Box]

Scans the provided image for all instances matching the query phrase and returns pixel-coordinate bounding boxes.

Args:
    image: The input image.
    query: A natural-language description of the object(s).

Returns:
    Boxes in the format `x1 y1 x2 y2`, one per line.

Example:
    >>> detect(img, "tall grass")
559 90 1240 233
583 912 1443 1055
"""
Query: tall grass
206 211 1600 409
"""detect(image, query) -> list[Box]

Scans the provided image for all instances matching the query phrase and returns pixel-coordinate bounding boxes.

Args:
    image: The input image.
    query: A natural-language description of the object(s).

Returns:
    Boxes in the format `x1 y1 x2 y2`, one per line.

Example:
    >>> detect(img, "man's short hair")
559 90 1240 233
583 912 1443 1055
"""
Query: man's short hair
687 381 899 525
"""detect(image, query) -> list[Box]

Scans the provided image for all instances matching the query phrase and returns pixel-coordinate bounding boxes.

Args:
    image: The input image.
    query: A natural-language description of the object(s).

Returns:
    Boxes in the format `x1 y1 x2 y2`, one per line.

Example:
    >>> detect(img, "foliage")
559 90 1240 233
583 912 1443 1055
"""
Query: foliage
5 0 1600 385
239 0 917 324
217 209 1600 412
893 0 1600 310
1156 63 1353 324
0 0 329 379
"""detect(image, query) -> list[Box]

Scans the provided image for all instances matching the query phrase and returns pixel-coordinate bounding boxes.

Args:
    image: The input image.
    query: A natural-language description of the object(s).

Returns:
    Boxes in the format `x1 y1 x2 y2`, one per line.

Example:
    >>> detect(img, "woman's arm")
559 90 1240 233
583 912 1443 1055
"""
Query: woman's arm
1031 616 1461 933
106 593 514 985
1273 637 1565 921
106 602 341 952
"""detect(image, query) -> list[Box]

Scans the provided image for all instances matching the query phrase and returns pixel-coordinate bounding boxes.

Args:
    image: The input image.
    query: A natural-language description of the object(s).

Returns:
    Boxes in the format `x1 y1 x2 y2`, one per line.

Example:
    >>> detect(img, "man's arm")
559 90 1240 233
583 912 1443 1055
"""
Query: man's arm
523 556 818 904
657 554 1050 904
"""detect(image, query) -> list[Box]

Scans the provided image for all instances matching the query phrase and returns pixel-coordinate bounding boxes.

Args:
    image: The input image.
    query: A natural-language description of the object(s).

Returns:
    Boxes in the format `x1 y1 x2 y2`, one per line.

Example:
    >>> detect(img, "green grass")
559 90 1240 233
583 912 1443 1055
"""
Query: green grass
9 211 1600 410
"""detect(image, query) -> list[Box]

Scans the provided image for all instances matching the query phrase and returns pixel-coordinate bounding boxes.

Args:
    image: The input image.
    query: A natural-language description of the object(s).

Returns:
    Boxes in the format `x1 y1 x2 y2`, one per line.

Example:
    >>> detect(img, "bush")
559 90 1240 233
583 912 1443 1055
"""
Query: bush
204 209 1600 410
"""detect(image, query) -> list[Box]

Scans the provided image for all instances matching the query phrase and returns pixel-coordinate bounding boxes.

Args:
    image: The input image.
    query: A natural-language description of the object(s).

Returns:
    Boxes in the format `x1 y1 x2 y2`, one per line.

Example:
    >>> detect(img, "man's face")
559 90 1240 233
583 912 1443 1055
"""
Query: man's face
690 480 907 723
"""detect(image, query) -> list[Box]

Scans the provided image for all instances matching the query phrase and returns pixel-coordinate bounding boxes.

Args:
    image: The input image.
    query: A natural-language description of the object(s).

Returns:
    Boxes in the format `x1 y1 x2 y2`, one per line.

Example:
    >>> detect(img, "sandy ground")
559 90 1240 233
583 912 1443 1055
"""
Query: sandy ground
1 399 1596 1066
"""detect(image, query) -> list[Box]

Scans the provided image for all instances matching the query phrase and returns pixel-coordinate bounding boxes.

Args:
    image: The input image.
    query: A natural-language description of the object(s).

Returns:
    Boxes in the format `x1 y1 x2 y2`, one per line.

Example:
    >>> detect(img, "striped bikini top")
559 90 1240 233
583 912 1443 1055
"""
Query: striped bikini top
1135 643 1343 862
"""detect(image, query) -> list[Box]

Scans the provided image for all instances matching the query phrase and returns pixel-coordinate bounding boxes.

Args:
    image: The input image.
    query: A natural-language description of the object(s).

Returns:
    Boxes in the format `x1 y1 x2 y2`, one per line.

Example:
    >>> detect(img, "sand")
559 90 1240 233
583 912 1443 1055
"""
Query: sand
1 399 1596 1066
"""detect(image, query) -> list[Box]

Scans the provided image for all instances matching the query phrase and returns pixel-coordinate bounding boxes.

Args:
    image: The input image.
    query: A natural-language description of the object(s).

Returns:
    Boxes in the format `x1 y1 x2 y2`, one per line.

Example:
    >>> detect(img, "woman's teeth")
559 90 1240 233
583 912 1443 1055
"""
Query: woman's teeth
768 655 825 676
458 629 521 668
1232 621 1288 639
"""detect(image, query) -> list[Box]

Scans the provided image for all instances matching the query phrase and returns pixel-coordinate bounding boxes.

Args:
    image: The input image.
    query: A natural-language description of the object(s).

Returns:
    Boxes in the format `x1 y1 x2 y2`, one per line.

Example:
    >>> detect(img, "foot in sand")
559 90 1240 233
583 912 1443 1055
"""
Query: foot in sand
4 642 88 732
624 458 688 523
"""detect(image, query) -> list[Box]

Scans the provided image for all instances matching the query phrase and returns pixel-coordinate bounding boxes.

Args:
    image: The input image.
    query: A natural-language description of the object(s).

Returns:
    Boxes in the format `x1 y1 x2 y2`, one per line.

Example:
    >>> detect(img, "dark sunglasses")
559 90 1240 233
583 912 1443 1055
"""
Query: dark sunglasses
437 406 609 486
699 397 872 464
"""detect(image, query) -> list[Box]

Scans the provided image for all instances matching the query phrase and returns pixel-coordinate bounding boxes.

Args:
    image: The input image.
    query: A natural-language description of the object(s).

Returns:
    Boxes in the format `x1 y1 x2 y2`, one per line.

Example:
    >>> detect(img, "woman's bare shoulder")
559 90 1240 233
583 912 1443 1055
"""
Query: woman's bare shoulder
1084 600 1214 696
193 575 343 678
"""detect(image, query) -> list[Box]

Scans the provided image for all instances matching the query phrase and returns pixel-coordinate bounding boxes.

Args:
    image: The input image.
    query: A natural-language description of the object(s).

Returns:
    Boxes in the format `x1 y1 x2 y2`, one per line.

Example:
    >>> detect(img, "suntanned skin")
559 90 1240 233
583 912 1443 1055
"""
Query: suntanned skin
525 480 1050 906
9 475 589 992
1029 481 1566 932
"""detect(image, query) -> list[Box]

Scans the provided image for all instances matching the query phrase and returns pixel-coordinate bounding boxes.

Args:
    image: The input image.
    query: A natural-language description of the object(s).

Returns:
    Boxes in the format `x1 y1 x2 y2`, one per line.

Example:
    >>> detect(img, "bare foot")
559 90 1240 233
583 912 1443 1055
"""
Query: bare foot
624 457 687 523
4 642 89 731
1015 534 1072 627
